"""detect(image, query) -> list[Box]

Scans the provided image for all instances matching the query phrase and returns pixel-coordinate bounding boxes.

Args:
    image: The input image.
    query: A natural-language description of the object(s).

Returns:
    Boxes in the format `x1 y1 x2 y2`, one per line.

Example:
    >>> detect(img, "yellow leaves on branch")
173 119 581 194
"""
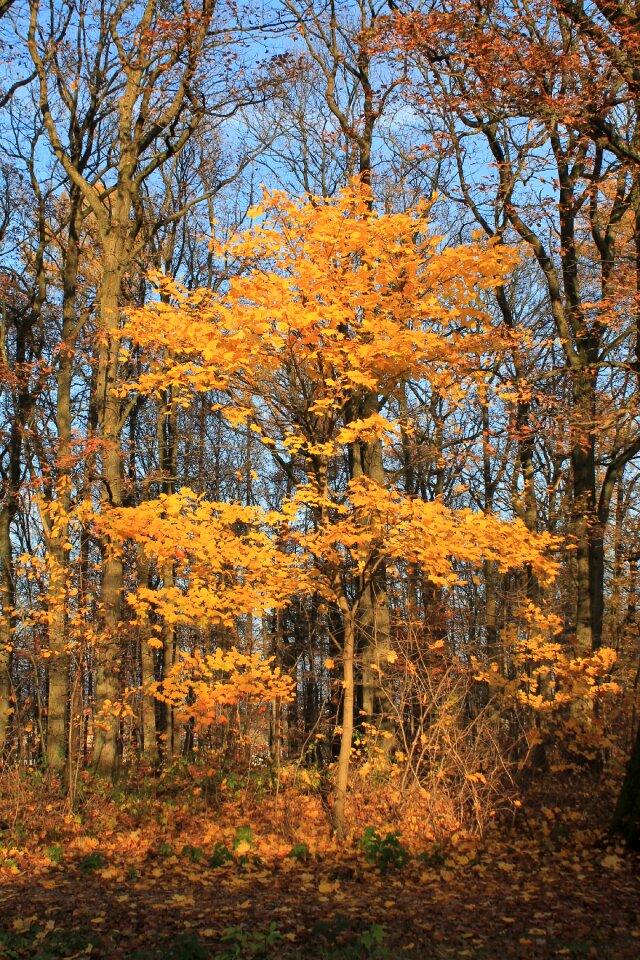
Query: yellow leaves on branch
473 601 619 721
96 490 308 627
90 475 558 675
296 477 560 590
123 180 521 459
153 648 294 730
350 478 560 584
85 492 300 725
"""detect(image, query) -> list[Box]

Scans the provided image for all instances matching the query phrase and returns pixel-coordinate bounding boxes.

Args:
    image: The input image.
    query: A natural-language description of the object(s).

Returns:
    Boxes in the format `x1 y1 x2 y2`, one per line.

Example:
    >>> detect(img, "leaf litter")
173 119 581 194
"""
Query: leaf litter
0 772 639 960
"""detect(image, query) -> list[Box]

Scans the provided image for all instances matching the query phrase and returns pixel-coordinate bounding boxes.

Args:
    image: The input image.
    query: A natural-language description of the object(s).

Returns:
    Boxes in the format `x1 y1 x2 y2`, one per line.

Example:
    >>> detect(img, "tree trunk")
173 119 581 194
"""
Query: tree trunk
92 257 125 778
612 720 640 847
137 555 158 762
0 297 38 752
571 370 599 652
333 608 355 837
46 550 69 772
45 218 79 772
160 560 175 759
348 393 390 720
157 389 177 759
0 509 14 752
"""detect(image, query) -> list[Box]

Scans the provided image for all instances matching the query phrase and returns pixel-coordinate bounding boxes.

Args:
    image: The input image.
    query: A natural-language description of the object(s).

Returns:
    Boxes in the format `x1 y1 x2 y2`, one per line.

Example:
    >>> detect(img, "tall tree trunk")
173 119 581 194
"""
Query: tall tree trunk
140 631 158 761
348 391 390 720
0 509 14 751
612 720 640 848
571 369 599 652
137 554 158 762
333 606 355 837
482 401 502 665
157 389 177 759
160 560 175 759
0 298 41 751
46 549 69 772
92 256 126 777
45 209 81 772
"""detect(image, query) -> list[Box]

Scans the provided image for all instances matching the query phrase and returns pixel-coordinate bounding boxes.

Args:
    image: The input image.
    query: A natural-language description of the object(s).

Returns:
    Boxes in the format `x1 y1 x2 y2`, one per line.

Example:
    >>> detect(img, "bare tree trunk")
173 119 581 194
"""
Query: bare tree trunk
612 720 640 848
45 208 81 772
333 607 355 837
157 389 177 759
571 371 598 652
0 509 14 751
140 632 158 762
482 403 502 665
160 560 175 759
92 259 125 777
46 549 69 772
349 400 390 719
137 555 158 762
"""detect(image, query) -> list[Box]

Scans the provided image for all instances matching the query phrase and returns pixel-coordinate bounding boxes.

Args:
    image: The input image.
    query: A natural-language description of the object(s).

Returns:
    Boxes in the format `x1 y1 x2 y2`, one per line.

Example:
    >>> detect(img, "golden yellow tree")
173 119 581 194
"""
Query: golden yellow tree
120 182 563 831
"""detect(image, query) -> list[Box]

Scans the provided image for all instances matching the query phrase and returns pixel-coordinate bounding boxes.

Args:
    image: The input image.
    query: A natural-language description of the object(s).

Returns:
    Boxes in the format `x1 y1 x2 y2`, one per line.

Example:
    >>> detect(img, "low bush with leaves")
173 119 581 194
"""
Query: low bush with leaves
215 921 282 959
78 851 106 872
358 827 409 870
209 841 234 868
288 842 311 863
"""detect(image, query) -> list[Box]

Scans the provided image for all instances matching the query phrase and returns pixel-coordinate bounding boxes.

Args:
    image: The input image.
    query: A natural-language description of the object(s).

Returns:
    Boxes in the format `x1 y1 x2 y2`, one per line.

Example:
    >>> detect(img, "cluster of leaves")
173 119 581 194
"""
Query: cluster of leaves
358 827 410 871
153 650 294 732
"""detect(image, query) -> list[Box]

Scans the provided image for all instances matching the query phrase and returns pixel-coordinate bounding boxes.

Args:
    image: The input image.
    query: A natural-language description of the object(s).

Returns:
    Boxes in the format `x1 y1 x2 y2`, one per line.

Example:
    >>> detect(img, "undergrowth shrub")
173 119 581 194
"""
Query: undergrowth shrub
358 827 409 870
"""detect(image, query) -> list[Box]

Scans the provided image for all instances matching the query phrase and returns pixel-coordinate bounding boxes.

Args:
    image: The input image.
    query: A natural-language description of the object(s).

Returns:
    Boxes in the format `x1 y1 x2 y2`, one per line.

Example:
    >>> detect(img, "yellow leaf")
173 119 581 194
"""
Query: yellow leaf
318 879 340 894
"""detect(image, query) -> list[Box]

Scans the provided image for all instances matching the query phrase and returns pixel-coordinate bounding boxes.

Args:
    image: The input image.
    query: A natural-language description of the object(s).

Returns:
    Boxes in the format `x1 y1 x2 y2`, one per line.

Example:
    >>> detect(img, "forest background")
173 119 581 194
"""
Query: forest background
0 0 640 957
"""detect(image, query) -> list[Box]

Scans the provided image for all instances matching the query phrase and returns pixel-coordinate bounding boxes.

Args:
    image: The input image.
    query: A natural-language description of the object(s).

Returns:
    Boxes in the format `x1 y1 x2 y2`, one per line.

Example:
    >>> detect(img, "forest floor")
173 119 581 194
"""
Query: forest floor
0 764 638 960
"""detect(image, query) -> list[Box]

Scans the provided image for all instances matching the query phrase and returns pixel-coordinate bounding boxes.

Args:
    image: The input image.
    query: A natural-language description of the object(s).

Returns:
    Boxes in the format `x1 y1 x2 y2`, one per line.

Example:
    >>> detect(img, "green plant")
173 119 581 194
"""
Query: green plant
288 842 310 863
163 933 209 960
232 825 254 850
232 825 257 868
209 841 233 868
45 844 63 864
358 925 387 956
307 918 388 959
12 821 28 842
156 841 176 858
78 851 106 872
359 827 409 871
215 922 281 959
133 932 209 960
0 923 96 960
417 843 447 869
181 843 204 863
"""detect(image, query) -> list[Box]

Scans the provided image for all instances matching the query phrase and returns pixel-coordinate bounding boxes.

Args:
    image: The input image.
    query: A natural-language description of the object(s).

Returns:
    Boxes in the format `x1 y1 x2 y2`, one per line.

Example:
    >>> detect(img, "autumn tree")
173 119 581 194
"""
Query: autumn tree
119 181 565 831
23 0 266 775
0 127 51 753
390 0 640 653
555 0 640 169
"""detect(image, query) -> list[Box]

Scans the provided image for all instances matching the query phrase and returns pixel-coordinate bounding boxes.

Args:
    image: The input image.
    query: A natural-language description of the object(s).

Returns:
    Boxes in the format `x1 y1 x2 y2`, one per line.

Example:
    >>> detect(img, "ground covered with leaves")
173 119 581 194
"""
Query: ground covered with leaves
0 765 638 960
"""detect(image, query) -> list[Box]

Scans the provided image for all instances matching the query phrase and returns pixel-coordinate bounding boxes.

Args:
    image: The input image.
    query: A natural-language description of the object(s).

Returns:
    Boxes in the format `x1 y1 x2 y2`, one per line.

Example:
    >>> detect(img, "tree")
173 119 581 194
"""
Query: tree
391 0 640 652
0 139 50 754
24 0 258 775
555 0 640 169
122 181 560 832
